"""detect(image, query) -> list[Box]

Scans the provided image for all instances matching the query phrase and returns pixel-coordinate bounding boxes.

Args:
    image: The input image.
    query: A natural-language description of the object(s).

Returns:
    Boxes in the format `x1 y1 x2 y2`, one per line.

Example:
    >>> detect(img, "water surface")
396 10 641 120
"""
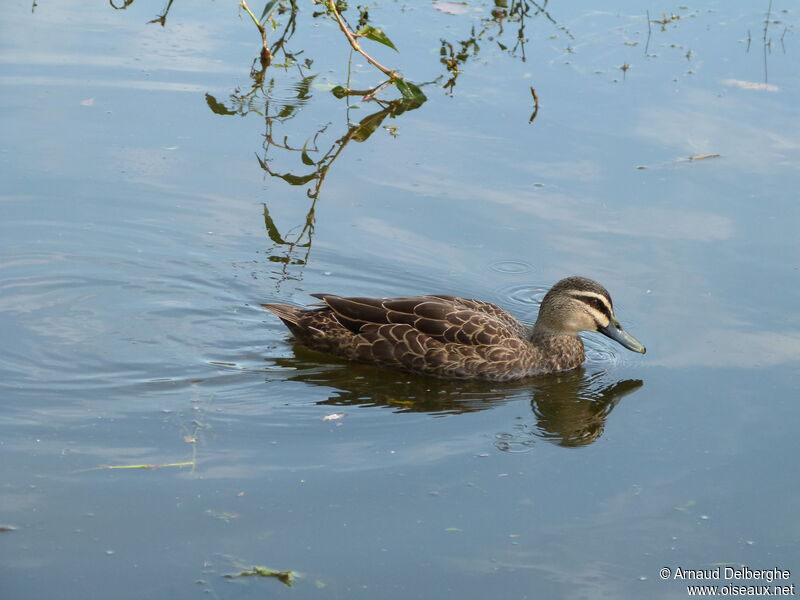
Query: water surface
1 1 799 598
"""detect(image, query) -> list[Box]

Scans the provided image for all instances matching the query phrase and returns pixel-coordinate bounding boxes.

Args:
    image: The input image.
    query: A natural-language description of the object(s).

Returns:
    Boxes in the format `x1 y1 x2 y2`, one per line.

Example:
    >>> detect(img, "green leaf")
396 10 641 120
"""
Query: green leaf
277 104 296 119
262 204 287 245
330 86 347 99
277 172 318 186
259 0 279 23
356 25 398 52
224 565 294 586
350 109 392 142
204 93 236 116
256 155 318 187
301 148 315 166
395 80 427 106
294 74 316 101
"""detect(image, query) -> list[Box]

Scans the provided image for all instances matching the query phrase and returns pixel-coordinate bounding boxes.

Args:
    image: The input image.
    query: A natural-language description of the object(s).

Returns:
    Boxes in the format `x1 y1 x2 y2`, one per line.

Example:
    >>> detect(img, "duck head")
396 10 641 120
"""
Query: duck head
534 276 646 354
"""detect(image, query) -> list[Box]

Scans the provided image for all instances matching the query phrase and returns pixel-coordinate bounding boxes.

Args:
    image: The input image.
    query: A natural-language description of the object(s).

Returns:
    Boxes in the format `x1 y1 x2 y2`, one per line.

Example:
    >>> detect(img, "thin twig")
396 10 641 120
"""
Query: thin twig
326 0 398 80
241 0 273 67
359 80 394 101
147 0 175 26
528 86 539 124
644 10 652 55
530 0 574 40
270 0 299 61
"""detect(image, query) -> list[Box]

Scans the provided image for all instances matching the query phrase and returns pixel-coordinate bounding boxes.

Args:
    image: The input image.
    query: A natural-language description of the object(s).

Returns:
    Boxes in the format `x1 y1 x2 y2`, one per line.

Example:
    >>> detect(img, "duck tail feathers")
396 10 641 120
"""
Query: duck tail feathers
261 302 303 326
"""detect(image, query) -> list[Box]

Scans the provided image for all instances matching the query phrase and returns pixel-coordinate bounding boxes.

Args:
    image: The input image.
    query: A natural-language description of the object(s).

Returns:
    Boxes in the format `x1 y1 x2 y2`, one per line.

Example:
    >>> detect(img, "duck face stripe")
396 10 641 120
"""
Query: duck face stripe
568 291 613 321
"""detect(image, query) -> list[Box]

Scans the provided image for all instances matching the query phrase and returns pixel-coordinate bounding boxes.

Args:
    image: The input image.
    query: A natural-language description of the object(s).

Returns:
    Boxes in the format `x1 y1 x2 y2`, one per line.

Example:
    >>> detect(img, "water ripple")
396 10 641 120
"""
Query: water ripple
582 333 623 367
495 283 549 312
489 260 534 274
494 429 537 453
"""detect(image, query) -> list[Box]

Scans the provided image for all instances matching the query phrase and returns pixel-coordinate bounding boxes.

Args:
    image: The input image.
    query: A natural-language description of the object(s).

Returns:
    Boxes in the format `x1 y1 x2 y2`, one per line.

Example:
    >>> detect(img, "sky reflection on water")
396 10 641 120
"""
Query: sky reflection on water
1 1 799 598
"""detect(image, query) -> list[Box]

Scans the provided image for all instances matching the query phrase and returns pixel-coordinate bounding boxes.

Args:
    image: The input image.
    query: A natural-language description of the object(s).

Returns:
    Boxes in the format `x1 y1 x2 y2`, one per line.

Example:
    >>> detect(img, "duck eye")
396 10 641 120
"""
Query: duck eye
579 296 611 319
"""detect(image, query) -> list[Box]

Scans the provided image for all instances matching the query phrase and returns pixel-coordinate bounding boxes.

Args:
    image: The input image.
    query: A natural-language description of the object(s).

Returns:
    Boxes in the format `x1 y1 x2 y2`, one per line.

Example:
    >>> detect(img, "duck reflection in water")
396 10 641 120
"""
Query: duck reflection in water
521 368 642 448
269 347 643 448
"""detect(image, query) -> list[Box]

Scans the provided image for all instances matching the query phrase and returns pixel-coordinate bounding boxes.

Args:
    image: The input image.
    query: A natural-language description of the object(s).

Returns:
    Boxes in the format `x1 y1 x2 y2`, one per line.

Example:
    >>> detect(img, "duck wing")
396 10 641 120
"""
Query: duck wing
310 294 529 347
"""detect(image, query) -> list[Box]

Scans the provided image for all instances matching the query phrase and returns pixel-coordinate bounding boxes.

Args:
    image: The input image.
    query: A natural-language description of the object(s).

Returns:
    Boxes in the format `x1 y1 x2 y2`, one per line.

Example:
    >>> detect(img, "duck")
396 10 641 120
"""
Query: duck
261 276 645 382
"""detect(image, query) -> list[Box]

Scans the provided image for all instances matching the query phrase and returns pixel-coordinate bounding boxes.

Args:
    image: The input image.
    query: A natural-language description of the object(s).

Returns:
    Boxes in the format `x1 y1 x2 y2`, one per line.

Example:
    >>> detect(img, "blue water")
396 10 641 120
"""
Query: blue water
1 1 799 598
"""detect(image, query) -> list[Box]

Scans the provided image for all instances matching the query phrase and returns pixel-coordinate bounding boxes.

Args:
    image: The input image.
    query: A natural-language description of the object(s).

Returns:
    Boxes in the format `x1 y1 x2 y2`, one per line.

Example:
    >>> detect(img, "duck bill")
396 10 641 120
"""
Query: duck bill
598 318 646 354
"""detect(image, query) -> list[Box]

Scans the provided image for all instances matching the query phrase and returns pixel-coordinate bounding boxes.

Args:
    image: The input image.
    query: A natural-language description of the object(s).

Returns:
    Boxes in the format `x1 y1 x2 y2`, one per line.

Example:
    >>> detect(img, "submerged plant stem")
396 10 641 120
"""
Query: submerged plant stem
240 0 273 67
528 86 539 123
325 0 397 80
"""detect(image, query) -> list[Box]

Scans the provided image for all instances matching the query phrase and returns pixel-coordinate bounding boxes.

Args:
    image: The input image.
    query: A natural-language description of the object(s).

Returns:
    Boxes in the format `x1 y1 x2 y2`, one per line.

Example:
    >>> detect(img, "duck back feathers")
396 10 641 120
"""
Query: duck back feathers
263 294 579 381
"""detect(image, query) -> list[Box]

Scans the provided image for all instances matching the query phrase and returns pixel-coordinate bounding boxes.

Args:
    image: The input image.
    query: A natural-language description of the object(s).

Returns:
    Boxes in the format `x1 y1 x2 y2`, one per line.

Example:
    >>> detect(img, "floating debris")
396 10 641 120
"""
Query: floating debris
322 412 347 421
688 154 720 161
721 79 779 92
79 461 193 472
432 1 469 15
225 566 294 586
206 510 240 523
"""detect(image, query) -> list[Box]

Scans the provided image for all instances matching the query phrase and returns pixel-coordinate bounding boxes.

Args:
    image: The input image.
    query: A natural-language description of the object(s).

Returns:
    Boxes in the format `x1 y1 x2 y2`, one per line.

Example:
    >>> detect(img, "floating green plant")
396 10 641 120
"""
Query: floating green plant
225 565 295 586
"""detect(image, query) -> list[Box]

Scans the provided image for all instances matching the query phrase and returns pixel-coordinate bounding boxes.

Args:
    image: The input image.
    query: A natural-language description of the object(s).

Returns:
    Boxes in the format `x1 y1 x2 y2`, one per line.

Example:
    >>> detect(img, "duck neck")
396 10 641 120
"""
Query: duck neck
528 326 586 374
